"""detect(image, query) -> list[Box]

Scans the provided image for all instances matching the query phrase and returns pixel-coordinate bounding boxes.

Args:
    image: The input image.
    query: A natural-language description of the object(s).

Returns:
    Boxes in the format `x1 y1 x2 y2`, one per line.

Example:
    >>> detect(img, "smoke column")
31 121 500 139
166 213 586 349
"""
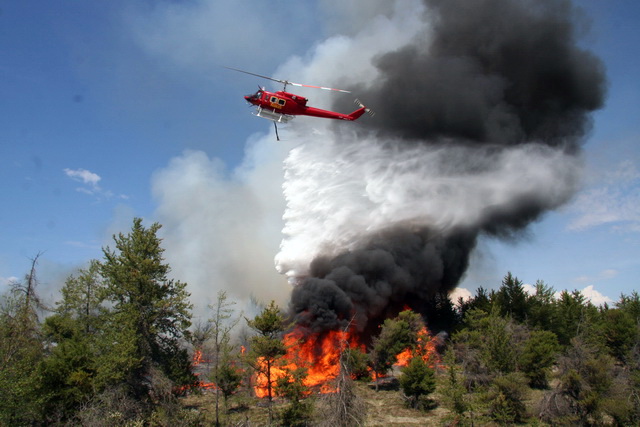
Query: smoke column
276 0 606 337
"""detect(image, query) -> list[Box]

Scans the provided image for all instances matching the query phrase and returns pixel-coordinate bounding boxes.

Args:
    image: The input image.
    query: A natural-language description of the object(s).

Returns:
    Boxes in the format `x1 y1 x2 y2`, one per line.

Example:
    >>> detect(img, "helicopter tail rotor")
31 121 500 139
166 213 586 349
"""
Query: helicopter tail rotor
355 98 375 117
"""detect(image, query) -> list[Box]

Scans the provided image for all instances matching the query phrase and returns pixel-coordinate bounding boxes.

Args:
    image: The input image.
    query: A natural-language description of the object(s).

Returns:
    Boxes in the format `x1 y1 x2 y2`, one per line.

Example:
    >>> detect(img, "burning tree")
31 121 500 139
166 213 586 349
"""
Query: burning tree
317 326 367 427
370 309 439 390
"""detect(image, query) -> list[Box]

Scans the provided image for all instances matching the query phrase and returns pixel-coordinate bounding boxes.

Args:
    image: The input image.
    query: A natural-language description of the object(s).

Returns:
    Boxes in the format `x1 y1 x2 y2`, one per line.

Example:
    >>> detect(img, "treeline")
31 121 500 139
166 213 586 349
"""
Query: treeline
1 217 639 426
438 274 640 425
1 218 197 425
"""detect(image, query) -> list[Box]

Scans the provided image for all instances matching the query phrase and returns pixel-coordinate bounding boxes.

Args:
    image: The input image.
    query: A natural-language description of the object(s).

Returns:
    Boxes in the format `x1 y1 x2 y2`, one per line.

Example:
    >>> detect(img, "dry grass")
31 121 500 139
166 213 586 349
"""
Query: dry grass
179 373 555 426
180 380 451 426
356 382 449 426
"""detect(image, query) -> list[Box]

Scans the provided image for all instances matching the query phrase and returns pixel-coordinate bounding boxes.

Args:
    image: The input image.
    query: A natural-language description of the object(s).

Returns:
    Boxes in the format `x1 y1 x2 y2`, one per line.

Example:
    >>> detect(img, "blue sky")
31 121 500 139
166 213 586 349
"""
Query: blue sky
1 0 638 311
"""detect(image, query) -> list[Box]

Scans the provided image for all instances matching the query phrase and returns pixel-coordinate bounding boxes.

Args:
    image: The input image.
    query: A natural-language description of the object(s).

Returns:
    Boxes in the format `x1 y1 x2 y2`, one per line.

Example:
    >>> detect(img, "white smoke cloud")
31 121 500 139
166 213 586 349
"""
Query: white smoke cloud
151 137 294 315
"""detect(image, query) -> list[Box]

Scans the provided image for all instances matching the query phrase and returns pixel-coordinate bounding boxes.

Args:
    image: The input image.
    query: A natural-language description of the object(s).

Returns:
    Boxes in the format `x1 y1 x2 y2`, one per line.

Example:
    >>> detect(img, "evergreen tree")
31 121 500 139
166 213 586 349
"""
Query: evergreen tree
440 348 468 418
458 286 492 321
527 280 556 330
342 347 370 380
399 356 436 409
246 300 287 423
486 372 528 424
216 356 243 415
370 309 426 384
601 308 636 362
552 290 599 347
482 312 517 374
40 261 105 419
0 258 46 425
276 366 313 427
494 272 529 323
97 218 195 398
421 290 461 331
519 330 560 388
617 291 640 322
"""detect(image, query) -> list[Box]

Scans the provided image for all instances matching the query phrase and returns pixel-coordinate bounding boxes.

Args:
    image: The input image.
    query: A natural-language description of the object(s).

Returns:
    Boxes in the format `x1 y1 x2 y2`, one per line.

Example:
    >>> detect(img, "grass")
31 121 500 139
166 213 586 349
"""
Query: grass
178 370 558 426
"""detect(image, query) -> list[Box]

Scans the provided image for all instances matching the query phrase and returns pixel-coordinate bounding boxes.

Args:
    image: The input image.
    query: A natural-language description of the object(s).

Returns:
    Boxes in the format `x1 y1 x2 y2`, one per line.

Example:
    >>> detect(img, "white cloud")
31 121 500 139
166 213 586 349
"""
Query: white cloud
449 287 473 305
568 160 640 232
63 168 128 200
522 283 537 295
64 168 101 187
456 281 613 307
579 285 613 306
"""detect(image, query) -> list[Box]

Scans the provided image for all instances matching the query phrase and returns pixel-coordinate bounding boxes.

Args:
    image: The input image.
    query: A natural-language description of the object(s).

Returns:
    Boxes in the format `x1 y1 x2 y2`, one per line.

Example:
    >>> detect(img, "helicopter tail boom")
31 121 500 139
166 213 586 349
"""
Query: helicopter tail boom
346 99 375 120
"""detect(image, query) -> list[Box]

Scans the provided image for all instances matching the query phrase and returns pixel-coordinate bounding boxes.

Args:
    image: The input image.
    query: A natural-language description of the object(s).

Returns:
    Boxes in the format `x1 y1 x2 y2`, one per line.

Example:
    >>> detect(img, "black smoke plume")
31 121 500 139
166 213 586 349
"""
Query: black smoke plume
285 0 606 339
355 0 606 149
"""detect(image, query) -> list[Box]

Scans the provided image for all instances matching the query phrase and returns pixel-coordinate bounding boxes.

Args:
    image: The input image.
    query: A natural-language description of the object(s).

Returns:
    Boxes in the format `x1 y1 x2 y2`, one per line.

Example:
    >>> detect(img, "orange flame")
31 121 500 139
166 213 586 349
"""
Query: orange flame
190 349 217 390
394 327 440 368
251 317 441 398
253 327 362 398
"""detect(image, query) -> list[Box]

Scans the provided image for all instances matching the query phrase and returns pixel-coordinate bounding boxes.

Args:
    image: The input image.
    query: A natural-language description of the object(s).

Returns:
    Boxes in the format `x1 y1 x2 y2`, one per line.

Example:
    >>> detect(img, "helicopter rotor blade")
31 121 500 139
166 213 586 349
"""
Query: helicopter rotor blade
225 66 350 93
224 67 287 86
286 82 351 93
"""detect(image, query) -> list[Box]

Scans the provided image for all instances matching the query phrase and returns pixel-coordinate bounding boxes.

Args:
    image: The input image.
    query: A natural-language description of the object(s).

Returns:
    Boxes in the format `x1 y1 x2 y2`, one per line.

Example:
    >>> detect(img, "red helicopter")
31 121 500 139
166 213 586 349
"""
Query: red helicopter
226 67 372 139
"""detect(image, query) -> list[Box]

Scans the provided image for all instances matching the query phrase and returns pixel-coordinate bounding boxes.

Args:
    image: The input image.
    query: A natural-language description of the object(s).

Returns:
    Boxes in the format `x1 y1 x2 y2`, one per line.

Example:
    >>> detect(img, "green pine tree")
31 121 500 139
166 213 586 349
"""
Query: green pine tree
97 217 195 399
40 261 105 419
0 257 46 425
370 309 426 386
246 300 287 423
519 330 560 388
399 356 436 409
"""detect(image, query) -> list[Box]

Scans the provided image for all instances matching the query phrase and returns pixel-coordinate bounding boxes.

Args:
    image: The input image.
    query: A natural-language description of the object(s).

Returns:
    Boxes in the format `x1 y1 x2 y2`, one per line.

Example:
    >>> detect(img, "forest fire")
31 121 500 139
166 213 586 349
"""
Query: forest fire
394 327 440 368
252 321 441 398
253 327 363 398
191 349 217 390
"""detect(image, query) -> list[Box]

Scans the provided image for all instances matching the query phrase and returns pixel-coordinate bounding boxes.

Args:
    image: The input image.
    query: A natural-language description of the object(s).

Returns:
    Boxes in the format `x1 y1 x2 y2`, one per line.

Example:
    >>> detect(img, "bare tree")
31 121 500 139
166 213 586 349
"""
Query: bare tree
318 319 366 427
209 290 241 427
